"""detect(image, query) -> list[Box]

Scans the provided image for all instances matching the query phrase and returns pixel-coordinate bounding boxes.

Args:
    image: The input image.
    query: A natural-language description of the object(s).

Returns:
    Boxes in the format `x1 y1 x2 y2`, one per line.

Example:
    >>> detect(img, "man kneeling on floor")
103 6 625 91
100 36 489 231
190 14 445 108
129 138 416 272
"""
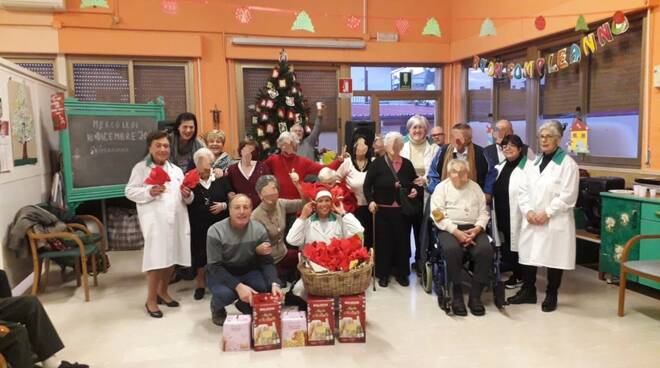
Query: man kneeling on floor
206 194 283 326
430 159 492 316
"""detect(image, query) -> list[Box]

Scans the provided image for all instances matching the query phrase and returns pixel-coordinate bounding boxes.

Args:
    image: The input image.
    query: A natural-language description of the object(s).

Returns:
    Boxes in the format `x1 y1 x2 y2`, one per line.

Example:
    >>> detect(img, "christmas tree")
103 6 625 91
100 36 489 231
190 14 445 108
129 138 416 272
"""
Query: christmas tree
250 50 311 157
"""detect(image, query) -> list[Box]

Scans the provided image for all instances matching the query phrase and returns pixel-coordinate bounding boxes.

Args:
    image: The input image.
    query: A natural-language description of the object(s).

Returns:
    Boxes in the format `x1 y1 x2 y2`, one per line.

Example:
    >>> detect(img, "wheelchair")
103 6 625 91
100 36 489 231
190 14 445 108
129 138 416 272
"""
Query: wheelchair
420 226 506 313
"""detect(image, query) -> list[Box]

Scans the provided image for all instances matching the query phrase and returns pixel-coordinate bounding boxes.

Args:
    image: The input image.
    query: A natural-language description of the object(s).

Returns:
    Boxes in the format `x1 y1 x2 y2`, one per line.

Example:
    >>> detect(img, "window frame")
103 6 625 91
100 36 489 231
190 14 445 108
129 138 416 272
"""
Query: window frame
2 54 57 81
463 13 646 168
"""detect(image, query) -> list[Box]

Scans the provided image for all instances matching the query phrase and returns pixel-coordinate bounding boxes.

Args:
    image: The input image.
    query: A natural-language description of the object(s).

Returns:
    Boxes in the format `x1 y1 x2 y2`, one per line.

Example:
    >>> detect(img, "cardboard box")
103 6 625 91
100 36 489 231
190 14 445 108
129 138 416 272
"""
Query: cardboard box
307 296 335 346
252 294 282 351
222 314 251 352
338 294 366 343
282 310 307 348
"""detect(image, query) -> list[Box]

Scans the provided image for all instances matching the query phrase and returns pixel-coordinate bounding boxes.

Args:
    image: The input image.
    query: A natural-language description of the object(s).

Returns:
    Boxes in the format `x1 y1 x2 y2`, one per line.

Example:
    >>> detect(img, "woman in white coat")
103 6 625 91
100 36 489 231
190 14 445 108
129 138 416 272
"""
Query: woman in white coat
125 130 193 318
401 115 439 274
286 190 364 248
490 135 534 289
507 121 579 312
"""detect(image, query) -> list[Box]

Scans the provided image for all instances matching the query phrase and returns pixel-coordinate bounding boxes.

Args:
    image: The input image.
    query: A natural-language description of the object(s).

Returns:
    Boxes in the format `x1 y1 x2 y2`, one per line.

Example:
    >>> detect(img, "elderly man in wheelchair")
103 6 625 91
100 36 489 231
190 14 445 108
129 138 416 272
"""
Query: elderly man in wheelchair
429 159 493 316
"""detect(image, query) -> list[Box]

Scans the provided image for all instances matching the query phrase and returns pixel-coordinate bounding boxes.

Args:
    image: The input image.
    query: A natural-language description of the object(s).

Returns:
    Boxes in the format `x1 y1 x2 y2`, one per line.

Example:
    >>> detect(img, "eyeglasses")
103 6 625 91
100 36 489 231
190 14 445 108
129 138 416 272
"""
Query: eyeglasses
431 133 445 137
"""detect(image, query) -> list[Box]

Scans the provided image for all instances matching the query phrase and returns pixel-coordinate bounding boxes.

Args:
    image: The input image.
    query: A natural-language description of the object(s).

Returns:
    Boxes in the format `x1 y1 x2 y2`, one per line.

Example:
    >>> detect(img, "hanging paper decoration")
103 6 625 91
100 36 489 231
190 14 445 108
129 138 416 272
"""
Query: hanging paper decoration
259 99 267 108
569 113 589 154
235 7 252 24
278 79 287 89
535 16 546 31
612 11 629 35
251 116 258 125
295 113 302 123
479 18 496 37
613 11 625 24
277 107 285 119
291 85 298 95
422 17 442 37
575 15 588 32
346 15 361 30
261 140 271 150
292 73 297 82
256 127 265 137
395 18 410 35
260 112 269 122
267 89 279 99
265 122 275 134
161 0 177 15
287 110 295 121
80 0 109 8
292 10 315 32
266 81 274 89
278 122 288 133
265 99 275 109
272 68 279 79
255 105 261 113
285 96 295 107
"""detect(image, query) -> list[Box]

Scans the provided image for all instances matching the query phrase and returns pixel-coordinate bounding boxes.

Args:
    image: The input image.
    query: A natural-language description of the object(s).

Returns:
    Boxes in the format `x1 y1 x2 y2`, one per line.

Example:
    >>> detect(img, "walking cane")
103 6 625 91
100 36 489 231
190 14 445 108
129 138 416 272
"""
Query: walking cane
372 211 376 291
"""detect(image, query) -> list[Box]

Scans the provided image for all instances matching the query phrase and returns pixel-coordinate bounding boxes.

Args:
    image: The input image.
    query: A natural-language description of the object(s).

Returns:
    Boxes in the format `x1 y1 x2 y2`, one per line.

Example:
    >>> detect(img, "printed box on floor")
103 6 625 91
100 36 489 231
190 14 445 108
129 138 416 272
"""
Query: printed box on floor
338 294 366 343
222 314 251 352
252 293 282 351
307 296 335 346
282 310 307 348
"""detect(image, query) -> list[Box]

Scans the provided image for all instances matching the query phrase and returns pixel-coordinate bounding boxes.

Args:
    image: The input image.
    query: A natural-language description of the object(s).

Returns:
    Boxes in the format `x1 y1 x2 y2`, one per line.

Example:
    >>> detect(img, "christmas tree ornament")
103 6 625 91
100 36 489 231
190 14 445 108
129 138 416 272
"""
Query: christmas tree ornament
295 113 302 123
291 85 298 94
422 17 442 37
261 140 271 150
290 65 295 73
287 110 295 121
255 106 261 113
261 112 269 121
277 108 285 119
259 99 267 108
479 18 497 37
265 99 275 109
279 122 288 133
278 79 287 88
535 16 546 31
612 11 629 35
256 127 265 137
267 88 279 99
292 10 315 32
272 68 279 79
267 81 274 89
286 96 295 107
575 15 588 32
346 15 361 30
247 104 256 111
395 18 410 35
81 0 109 8
251 116 258 125
266 122 275 134
235 6 252 24
292 73 297 82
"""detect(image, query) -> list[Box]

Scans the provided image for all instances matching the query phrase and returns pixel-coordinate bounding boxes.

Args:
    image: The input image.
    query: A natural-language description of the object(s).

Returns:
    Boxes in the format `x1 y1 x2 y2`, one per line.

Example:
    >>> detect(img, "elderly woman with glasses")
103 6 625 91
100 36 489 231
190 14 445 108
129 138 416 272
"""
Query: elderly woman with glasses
202 130 234 177
507 121 579 313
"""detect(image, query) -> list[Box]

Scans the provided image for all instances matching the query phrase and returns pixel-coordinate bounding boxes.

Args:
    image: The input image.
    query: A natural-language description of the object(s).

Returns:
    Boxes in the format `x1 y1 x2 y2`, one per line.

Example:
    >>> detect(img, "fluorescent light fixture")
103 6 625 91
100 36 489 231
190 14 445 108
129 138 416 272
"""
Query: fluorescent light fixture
232 37 366 49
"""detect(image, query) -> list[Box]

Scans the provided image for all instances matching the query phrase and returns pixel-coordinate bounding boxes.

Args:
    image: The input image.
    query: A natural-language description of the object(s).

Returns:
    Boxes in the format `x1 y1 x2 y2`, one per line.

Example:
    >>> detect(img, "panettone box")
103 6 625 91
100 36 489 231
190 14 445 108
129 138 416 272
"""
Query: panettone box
252 293 282 351
307 296 335 346
282 310 307 348
338 294 366 343
222 314 251 352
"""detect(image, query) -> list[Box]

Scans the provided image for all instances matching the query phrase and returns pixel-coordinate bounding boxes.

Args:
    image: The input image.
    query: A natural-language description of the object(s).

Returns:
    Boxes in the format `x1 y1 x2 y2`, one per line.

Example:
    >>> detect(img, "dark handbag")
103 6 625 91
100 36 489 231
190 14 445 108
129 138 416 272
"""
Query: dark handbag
384 157 422 217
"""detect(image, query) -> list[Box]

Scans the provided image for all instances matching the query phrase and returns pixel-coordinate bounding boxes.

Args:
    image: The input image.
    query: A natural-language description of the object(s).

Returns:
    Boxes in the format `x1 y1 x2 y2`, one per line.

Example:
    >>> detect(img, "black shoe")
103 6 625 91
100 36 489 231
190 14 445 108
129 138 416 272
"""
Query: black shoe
504 276 523 289
145 303 163 318
542 293 558 312
396 276 409 287
412 262 422 277
451 285 467 316
235 300 253 315
157 296 180 307
378 278 389 287
212 308 227 326
468 288 486 317
59 361 90 368
507 288 537 304
193 288 205 300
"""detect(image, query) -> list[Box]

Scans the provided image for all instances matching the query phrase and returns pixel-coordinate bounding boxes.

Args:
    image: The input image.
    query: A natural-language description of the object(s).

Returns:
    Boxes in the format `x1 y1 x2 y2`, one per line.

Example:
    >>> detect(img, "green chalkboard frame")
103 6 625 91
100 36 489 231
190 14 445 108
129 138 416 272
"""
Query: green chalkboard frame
61 98 165 210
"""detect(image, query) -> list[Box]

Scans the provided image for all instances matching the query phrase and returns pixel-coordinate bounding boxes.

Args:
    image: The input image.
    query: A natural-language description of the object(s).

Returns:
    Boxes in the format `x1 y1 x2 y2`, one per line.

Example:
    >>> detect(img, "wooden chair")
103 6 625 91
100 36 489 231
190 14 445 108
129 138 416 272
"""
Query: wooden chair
0 324 9 368
26 214 107 302
618 234 660 316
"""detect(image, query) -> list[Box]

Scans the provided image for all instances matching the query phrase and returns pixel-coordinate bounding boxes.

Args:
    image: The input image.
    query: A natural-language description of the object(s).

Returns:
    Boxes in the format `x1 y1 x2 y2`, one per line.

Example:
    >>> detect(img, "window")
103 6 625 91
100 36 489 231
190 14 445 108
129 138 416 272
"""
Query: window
351 66 440 91
69 59 193 120
3 57 56 81
467 67 493 147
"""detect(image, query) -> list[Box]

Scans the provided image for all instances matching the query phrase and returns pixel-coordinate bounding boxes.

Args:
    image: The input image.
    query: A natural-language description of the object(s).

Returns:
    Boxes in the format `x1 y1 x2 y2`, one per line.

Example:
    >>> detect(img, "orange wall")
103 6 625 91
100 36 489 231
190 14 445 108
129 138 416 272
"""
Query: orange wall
0 10 58 54
648 6 660 170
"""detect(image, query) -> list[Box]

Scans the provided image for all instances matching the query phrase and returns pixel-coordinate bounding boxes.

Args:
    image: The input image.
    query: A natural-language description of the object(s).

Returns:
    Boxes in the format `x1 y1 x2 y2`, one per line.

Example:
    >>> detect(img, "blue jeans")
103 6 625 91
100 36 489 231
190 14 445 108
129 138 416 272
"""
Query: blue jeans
206 269 269 313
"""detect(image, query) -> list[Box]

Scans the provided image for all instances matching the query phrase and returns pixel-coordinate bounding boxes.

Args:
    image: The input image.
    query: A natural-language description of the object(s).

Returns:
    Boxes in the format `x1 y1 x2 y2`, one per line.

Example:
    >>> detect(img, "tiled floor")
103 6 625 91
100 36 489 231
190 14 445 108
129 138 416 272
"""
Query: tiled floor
38 250 660 368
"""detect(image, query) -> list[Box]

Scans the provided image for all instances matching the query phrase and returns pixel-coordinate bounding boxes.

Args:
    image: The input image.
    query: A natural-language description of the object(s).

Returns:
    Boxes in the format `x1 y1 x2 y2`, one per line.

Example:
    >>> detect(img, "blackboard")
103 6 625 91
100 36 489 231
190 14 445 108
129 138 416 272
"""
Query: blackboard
68 115 157 188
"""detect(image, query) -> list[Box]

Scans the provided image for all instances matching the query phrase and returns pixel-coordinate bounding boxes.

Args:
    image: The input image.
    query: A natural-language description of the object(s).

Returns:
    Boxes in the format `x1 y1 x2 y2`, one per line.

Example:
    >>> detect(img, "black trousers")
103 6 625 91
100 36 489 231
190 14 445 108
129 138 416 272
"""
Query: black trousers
498 226 521 280
355 205 374 249
0 296 64 368
374 207 411 279
406 209 424 266
437 225 493 285
521 265 564 295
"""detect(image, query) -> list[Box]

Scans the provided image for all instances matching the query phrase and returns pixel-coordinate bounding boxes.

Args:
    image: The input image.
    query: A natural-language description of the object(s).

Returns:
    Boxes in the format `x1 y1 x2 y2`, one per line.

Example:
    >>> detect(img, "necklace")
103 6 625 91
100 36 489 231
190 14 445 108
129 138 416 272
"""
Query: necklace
355 158 368 172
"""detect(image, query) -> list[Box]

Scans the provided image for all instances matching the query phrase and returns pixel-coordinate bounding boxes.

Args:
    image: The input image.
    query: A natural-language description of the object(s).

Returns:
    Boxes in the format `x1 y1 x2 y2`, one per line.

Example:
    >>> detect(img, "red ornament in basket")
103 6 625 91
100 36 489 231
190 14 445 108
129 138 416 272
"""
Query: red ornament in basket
144 166 170 185
302 235 369 272
182 169 200 189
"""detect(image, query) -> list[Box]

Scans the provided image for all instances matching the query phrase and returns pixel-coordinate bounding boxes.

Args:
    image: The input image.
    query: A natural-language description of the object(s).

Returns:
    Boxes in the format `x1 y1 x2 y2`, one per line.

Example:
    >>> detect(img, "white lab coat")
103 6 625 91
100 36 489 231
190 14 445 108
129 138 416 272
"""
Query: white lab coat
491 156 534 251
517 149 579 270
125 159 192 272
286 212 364 247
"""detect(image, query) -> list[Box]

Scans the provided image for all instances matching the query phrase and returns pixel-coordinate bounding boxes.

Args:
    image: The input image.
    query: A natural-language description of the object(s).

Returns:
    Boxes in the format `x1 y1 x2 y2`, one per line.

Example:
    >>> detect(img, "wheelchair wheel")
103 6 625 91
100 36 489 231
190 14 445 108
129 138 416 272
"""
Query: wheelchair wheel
436 283 451 313
493 280 506 309
421 262 433 294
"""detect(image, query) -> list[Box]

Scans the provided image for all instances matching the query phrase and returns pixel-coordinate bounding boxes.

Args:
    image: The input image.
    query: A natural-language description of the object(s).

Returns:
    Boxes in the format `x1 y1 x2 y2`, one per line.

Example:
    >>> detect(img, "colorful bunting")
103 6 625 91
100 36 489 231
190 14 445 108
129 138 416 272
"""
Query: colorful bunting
235 7 252 24
612 11 629 35
479 18 496 37
575 14 588 32
395 18 410 35
346 15 361 30
422 17 442 37
292 10 315 32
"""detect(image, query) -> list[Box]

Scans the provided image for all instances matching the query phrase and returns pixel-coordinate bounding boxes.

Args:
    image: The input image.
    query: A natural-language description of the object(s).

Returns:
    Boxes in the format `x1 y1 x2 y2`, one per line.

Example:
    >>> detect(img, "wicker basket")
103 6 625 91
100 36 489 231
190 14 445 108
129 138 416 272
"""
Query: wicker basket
297 250 373 297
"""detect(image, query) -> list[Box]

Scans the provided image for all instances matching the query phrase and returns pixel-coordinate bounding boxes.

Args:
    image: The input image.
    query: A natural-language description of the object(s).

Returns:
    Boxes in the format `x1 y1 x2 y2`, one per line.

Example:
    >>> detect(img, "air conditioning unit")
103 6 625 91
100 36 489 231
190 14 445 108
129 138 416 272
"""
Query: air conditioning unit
0 0 65 12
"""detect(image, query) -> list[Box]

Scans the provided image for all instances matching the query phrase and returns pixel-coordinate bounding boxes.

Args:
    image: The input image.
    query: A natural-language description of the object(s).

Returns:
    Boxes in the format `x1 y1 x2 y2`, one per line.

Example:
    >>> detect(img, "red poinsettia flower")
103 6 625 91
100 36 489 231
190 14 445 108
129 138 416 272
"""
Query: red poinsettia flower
144 166 170 185
303 235 368 272
182 169 200 189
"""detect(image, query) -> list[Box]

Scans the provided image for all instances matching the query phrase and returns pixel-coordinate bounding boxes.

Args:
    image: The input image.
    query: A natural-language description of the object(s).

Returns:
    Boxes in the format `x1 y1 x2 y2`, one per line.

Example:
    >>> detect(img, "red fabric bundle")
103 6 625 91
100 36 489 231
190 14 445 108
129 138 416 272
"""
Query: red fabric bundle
300 182 358 213
144 166 170 185
303 235 369 272
182 169 200 189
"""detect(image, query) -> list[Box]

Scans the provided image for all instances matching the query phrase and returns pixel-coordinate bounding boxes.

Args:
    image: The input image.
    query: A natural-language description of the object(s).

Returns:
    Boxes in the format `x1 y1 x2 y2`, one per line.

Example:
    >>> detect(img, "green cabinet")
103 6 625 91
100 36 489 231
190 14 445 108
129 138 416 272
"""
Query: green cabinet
600 193 660 289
